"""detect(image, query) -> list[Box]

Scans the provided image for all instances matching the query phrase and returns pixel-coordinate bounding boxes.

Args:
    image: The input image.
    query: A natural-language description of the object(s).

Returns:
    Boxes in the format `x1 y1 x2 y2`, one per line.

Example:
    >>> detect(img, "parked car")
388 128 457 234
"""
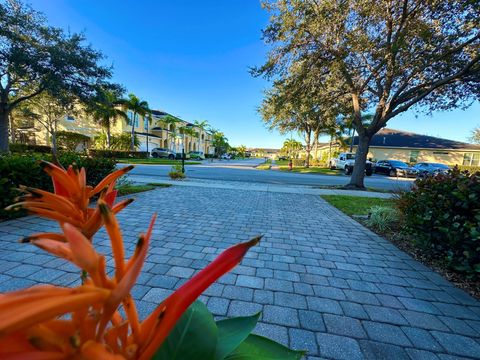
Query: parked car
277 156 288 161
151 148 175 159
188 151 205 160
221 153 232 159
374 160 418 177
174 152 190 160
412 162 450 177
330 152 373 176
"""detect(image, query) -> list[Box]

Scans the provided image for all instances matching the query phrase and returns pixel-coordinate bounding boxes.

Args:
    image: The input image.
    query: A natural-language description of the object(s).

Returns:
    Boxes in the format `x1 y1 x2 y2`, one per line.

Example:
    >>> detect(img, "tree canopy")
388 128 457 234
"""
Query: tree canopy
0 0 112 152
255 0 480 188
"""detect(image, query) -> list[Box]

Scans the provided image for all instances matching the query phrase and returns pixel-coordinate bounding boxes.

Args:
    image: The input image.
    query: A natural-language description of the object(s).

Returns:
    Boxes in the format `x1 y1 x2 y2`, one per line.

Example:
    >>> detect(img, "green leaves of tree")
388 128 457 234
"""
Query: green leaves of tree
154 301 304 360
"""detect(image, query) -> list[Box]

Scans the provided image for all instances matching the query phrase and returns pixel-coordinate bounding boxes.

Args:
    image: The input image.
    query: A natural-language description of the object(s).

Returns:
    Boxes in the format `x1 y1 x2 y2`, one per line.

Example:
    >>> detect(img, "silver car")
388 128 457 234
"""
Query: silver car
413 162 450 177
151 147 175 159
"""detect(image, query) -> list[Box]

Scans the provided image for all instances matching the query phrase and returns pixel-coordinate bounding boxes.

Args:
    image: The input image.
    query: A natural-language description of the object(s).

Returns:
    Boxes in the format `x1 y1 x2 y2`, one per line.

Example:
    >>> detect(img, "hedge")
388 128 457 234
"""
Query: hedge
454 165 480 173
89 149 149 159
9 143 52 154
397 167 480 275
0 153 116 219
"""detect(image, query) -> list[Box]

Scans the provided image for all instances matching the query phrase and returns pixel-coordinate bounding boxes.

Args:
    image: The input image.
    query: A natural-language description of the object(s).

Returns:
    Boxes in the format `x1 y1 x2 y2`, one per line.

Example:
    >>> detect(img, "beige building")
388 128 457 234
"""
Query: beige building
119 109 214 155
317 128 480 166
16 107 215 155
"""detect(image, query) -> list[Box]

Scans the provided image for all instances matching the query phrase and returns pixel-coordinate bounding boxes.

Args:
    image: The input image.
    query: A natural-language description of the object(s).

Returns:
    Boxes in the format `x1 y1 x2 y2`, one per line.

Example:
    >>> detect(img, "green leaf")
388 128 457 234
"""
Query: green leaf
215 313 261 360
225 334 304 360
153 301 218 360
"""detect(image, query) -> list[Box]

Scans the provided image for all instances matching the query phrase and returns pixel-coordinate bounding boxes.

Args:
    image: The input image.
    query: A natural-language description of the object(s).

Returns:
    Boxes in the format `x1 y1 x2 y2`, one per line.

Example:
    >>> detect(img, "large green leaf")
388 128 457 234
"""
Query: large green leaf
215 313 261 360
225 334 304 360
153 301 218 360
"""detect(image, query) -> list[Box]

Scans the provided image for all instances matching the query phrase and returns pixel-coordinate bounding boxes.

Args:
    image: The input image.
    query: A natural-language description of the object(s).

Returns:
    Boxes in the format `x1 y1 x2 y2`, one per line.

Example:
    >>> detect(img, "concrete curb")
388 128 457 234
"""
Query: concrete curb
130 175 393 198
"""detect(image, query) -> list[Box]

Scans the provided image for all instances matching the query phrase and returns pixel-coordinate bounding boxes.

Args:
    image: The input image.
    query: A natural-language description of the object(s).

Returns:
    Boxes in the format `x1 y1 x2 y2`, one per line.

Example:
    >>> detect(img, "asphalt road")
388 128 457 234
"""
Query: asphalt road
121 158 414 191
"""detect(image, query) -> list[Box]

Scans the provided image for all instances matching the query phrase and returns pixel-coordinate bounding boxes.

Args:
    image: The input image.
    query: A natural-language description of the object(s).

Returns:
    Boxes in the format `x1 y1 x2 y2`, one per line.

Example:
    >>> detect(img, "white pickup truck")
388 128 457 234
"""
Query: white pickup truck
329 152 373 176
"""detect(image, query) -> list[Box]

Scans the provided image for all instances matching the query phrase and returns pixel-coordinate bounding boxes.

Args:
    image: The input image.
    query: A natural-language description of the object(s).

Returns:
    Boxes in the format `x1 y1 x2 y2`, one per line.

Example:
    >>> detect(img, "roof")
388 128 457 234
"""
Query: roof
352 128 480 150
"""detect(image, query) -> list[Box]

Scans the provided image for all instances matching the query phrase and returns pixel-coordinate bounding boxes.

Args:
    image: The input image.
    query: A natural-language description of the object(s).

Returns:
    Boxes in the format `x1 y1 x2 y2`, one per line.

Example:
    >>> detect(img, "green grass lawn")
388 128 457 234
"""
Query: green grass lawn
256 164 271 170
314 185 392 193
116 184 155 196
275 159 289 166
146 183 173 187
279 166 342 175
321 195 392 216
116 182 173 196
117 158 201 165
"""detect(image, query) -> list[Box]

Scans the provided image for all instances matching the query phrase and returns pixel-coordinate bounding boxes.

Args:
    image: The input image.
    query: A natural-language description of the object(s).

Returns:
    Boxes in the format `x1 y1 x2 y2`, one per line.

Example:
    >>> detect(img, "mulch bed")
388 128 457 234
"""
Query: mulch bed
359 220 480 301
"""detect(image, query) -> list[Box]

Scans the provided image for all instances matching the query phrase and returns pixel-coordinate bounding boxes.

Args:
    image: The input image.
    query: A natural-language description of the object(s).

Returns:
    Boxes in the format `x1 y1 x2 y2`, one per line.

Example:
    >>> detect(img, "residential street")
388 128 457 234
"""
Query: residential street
1 185 479 359
121 159 415 191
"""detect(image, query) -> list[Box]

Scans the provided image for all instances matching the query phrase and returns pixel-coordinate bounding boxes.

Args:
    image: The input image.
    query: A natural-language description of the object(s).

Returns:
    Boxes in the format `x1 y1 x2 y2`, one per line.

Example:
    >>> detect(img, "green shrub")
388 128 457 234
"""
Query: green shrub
397 167 480 275
366 206 398 232
56 131 90 151
169 163 185 180
9 143 52 154
454 165 480 173
89 149 149 159
0 153 116 219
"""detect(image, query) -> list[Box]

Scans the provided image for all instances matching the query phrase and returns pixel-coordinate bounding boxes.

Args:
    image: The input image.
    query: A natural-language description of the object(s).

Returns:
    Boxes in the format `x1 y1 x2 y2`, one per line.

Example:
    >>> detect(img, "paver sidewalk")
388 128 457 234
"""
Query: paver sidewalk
129 175 394 198
0 186 479 359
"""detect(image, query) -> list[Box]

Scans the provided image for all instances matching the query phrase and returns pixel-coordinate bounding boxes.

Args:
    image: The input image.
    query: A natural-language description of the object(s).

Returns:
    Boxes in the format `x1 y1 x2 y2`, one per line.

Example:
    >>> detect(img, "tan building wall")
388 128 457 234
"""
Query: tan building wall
34 111 102 151
26 104 215 154
317 144 480 166
111 110 214 154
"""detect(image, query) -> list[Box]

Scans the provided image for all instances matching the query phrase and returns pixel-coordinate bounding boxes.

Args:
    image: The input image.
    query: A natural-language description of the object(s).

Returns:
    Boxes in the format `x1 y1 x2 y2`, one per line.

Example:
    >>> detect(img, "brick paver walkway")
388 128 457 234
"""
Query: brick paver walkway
1 186 480 359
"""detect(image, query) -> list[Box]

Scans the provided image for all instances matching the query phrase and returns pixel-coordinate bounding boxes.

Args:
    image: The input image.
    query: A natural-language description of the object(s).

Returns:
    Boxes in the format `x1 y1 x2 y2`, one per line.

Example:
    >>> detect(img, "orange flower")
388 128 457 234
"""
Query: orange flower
0 207 260 359
7 161 134 241
0 163 261 359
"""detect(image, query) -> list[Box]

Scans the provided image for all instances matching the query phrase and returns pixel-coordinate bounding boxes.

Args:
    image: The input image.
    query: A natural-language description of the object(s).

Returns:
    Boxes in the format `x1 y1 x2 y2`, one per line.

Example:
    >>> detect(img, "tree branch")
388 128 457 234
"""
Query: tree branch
387 54 480 119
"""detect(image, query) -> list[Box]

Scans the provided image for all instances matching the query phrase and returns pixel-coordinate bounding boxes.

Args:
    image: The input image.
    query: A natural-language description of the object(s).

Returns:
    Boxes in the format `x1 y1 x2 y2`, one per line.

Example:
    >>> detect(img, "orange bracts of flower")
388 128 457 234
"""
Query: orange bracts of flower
6 161 134 241
0 198 261 359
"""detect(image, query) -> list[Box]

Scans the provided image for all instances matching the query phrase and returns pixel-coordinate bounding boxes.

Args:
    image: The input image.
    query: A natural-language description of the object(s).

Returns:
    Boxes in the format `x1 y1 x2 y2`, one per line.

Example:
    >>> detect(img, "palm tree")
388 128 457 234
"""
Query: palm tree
88 88 128 149
194 120 209 153
237 144 247 158
120 94 151 151
162 115 179 152
179 125 198 154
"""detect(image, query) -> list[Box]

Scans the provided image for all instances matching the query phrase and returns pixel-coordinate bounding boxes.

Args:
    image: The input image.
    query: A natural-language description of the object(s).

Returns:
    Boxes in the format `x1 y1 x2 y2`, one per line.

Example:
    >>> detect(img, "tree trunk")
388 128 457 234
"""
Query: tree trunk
106 120 111 149
305 130 311 168
346 133 370 189
329 135 332 163
9 112 16 143
51 130 58 157
131 112 136 151
0 107 10 152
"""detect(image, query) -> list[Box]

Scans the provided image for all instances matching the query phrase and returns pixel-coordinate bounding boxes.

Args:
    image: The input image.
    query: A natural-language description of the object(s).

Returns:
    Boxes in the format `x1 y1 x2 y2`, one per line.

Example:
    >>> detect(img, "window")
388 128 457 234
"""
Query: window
144 117 149 131
409 150 419 163
65 115 75 122
462 153 480 166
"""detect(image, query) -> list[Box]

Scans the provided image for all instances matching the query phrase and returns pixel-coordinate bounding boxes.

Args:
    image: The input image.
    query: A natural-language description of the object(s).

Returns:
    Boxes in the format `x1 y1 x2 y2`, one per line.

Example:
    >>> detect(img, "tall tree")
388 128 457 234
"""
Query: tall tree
470 127 480 144
281 138 303 159
25 91 76 156
86 85 127 149
211 130 229 157
254 0 480 188
121 94 150 151
194 120 209 153
178 125 198 154
237 145 247 158
0 0 111 152
162 115 179 152
259 74 332 167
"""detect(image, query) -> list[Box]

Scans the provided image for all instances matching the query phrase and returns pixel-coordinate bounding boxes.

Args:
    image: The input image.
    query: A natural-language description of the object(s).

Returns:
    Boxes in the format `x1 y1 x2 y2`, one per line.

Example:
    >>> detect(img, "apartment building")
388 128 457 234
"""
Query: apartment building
15 106 215 155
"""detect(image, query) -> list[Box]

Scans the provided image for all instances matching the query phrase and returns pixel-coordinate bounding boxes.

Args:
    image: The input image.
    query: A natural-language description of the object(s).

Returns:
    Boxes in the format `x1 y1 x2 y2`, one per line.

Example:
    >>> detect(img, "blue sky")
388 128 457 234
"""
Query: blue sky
31 0 479 148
